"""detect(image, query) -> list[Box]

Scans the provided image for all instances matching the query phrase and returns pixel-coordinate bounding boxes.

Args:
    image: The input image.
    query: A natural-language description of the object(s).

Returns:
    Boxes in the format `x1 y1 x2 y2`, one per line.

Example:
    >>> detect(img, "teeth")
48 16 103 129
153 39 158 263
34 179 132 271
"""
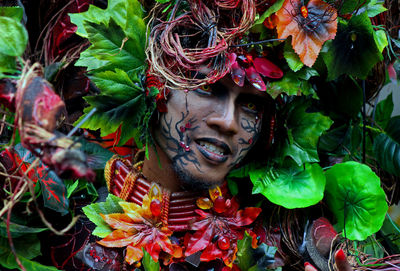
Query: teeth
199 141 225 155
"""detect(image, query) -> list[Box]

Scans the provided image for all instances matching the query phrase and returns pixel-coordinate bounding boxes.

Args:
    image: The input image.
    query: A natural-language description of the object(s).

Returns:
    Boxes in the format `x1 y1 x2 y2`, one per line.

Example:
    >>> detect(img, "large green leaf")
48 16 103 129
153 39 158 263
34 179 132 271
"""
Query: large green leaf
373 116 400 177
82 194 124 237
282 99 333 166
268 68 318 99
324 161 388 240
0 16 27 57
75 69 148 144
78 139 114 170
76 19 145 76
250 163 326 209
374 93 393 129
0 234 41 270
0 7 24 21
0 222 47 238
322 12 383 80
70 0 144 37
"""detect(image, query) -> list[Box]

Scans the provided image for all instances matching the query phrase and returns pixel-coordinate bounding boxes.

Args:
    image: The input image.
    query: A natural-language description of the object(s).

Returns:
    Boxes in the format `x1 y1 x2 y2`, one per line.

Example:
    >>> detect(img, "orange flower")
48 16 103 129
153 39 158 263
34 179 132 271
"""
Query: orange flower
97 185 182 264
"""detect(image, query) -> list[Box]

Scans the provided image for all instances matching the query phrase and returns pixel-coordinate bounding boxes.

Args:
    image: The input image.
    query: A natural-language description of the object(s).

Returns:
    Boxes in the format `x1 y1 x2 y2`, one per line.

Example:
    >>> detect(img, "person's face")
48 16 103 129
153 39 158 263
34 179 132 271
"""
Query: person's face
154 77 270 188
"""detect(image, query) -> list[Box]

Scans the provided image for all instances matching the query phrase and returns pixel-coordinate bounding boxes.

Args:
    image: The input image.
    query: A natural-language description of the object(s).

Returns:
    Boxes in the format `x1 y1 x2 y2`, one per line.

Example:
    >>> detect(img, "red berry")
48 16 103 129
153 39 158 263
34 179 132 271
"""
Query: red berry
217 236 230 250
214 196 226 213
150 199 162 217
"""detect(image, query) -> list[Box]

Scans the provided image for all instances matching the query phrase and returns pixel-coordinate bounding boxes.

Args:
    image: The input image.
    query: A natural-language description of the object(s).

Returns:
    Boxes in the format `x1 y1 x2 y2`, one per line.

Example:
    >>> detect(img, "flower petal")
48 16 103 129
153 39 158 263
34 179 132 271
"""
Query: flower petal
101 213 135 232
234 207 262 226
98 229 134 247
245 66 266 91
253 58 283 79
230 61 245 87
125 245 144 264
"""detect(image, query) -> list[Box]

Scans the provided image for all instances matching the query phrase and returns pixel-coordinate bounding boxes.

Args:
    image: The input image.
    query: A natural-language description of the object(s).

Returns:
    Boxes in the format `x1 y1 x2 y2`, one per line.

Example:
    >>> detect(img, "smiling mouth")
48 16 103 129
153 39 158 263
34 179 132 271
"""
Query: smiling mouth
195 138 231 163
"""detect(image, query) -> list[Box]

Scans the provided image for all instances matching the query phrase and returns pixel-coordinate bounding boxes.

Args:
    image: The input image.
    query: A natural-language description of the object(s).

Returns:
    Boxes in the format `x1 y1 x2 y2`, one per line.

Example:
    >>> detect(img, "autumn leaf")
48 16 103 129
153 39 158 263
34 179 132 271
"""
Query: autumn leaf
97 184 183 264
276 0 337 67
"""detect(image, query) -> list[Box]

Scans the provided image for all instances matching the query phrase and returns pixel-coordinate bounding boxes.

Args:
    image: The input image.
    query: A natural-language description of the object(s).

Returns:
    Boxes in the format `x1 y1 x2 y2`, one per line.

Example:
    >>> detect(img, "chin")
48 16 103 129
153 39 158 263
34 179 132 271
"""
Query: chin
172 162 225 191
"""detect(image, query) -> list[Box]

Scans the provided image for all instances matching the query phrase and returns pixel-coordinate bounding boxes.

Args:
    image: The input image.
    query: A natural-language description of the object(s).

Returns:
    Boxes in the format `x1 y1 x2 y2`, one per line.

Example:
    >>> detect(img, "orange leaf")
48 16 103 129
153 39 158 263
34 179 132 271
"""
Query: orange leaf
101 213 136 232
125 245 144 264
276 0 337 67
97 229 134 247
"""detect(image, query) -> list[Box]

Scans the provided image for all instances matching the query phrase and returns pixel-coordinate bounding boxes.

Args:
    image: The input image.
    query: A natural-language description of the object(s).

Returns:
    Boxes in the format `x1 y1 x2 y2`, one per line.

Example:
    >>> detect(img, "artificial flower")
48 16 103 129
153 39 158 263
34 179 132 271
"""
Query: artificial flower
98 184 183 264
185 187 261 267
229 52 283 91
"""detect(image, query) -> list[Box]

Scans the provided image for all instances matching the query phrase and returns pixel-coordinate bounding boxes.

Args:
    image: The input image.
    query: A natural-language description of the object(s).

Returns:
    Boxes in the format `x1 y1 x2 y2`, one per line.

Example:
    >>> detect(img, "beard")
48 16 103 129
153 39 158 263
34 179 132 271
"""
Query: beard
172 160 223 191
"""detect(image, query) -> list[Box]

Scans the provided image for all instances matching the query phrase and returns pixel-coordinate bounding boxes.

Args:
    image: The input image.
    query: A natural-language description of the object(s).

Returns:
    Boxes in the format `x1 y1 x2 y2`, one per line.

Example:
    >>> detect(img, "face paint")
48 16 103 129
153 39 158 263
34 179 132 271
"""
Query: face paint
154 77 269 188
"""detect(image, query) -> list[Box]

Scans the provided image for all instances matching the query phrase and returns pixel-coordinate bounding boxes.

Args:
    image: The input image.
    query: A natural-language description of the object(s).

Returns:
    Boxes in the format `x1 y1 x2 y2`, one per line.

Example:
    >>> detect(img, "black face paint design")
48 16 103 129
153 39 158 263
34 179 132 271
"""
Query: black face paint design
229 116 262 166
160 111 202 172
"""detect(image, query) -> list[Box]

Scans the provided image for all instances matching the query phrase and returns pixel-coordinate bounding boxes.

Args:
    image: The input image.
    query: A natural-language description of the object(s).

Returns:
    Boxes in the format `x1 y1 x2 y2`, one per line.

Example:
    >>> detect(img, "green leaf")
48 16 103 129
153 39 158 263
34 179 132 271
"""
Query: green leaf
78 139 114 169
365 0 387 17
13 144 69 215
66 180 79 198
76 19 145 76
69 5 109 38
82 194 124 237
373 30 388 53
375 93 393 129
322 12 383 80
284 40 304 72
142 248 160 271
324 161 388 240
0 16 27 56
0 7 23 21
250 163 326 209
0 222 47 238
0 234 41 269
282 99 333 166
75 69 147 144
373 117 400 177
360 236 384 259
16 257 60 271
236 232 278 271
236 232 256 270
254 0 285 25
0 53 17 75
268 69 317 99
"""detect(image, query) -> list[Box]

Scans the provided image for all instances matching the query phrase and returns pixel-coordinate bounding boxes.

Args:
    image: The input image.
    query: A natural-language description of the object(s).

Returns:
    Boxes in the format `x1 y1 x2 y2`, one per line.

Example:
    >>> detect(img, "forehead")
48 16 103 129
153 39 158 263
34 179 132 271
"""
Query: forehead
214 76 271 99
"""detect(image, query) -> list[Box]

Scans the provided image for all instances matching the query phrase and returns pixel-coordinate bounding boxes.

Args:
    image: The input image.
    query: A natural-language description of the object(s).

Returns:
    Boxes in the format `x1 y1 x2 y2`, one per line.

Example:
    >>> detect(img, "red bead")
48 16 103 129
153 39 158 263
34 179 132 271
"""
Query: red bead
180 126 185 132
213 196 226 213
179 141 185 148
150 199 162 217
185 122 192 129
217 236 230 250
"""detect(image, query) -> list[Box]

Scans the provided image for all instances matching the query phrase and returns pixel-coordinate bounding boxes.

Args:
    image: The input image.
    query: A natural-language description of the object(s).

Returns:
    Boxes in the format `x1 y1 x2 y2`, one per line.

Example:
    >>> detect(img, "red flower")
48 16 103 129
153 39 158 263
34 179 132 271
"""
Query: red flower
229 53 283 92
185 187 261 267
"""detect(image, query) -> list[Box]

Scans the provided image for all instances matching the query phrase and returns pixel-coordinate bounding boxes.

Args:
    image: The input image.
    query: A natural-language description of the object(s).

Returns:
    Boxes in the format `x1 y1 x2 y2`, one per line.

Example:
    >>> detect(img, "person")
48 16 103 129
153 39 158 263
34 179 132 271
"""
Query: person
74 0 361 270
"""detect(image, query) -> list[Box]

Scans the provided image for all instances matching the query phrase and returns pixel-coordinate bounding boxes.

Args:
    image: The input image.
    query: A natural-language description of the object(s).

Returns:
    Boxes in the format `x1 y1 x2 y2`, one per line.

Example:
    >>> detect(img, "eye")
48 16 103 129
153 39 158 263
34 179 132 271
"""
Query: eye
241 101 261 114
193 85 212 96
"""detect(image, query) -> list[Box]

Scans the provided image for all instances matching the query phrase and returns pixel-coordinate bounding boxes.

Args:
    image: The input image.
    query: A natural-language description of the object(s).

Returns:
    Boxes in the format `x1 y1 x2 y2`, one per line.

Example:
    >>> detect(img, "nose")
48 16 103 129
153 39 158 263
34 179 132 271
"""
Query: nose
206 99 239 135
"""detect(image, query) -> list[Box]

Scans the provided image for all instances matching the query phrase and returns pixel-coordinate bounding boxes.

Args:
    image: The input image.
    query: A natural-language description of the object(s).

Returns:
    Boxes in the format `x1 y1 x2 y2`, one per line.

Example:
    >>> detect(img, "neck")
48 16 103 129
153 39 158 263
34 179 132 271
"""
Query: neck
142 142 182 192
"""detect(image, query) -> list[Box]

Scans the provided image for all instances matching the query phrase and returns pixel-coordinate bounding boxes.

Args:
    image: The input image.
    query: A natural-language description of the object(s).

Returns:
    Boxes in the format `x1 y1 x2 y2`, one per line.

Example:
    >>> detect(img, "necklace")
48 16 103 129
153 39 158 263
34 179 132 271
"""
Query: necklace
104 155 205 231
